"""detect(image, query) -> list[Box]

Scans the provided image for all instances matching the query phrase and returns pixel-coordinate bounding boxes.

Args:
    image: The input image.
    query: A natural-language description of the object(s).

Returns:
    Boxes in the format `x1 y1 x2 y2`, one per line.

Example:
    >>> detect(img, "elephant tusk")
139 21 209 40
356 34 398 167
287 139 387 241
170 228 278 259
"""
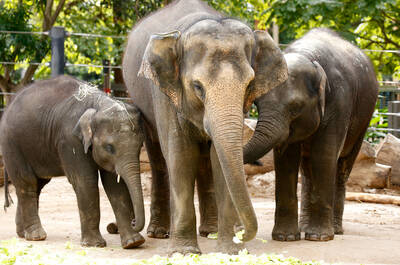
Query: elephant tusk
117 174 121 183
98 170 101 178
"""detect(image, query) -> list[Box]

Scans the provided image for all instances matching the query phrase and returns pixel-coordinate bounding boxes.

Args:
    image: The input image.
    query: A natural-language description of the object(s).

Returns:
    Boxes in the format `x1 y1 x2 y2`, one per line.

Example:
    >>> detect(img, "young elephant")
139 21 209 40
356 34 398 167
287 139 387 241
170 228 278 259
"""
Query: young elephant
0 75 145 249
244 28 378 242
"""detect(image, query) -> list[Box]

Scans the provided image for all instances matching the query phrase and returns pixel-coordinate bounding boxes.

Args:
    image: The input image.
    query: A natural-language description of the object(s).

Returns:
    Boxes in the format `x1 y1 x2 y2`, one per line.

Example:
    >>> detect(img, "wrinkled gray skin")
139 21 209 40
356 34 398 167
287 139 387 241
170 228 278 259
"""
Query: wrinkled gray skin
0 76 145 249
123 0 287 254
244 28 378 241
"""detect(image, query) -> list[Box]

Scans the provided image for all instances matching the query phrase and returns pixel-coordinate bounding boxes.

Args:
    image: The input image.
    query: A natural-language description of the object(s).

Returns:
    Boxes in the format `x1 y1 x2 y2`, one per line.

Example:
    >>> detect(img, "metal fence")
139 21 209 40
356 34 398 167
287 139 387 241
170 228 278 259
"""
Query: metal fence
1 28 400 136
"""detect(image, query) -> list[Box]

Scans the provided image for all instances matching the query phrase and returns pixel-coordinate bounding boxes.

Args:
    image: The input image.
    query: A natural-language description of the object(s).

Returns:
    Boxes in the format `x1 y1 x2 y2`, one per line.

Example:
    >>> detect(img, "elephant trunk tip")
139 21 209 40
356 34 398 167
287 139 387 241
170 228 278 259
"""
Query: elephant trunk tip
132 218 145 233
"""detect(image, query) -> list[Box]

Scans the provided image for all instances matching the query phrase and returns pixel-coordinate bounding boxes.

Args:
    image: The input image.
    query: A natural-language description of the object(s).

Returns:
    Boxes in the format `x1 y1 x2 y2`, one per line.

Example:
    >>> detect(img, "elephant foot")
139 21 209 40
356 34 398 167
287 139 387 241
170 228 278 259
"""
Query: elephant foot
199 223 218 238
272 231 300 241
81 233 107 248
334 219 344 235
168 237 201 256
121 232 145 249
272 218 300 241
305 233 334 241
16 227 25 238
147 222 169 239
24 226 47 241
168 245 201 256
304 225 334 241
217 239 245 255
106 222 119 234
334 224 344 235
303 217 334 241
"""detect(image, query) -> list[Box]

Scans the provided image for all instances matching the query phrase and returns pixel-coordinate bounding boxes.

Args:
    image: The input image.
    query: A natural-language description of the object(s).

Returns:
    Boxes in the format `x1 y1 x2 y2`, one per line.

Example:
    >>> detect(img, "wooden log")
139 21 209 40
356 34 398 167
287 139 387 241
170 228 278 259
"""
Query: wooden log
376 133 400 186
348 141 391 190
346 192 400 206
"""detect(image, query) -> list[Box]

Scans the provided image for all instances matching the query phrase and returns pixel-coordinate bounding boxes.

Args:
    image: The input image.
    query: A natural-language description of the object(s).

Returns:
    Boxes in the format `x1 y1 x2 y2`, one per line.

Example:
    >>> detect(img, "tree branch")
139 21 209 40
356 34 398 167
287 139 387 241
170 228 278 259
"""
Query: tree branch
0 74 15 93
45 0 54 18
19 65 39 89
0 75 9 92
370 18 400 49
382 10 400 25
48 0 66 29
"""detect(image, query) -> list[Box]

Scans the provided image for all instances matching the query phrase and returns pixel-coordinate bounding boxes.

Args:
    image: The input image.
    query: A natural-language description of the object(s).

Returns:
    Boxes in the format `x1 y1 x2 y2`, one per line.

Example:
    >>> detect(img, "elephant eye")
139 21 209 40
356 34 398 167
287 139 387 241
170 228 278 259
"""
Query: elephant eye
104 144 115 154
192 81 205 100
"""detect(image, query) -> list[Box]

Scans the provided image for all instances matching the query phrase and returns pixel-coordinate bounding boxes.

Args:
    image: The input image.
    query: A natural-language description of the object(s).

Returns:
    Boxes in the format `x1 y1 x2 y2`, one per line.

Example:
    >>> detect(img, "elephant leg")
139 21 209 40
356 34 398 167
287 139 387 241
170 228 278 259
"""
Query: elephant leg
69 173 106 247
302 129 343 241
60 147 106 248
166 140 201 255
334 134 364 235
196 150 218 237
15 176 50 238
144 130 170 239
100 171 145 248
272 143 301 241
4 153 46 241
299 152 312 233
210 144 243 254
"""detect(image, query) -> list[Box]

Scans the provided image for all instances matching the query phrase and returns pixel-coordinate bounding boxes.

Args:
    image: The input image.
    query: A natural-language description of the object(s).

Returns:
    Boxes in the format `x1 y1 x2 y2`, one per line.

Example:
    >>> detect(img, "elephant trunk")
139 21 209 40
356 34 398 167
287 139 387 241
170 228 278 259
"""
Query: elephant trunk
243 99 289 164
205 103 257 242
117 158 144 232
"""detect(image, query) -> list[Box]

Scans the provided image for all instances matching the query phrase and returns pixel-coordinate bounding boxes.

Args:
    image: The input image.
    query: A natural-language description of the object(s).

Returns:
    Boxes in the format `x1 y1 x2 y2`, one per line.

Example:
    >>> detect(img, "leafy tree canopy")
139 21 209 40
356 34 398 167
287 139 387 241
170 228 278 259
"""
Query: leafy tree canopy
267 0 400 79
1 0 399 97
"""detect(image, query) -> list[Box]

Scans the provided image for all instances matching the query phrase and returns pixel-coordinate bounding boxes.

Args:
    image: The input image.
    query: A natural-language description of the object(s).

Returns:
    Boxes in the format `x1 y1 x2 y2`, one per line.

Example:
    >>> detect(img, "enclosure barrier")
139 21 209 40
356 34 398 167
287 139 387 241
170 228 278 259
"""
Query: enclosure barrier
1 28 400 134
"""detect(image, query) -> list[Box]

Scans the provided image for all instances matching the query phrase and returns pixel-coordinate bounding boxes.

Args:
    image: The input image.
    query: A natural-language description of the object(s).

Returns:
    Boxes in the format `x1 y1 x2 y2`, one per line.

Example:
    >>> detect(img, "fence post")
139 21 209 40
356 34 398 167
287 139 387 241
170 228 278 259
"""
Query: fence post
103 60 111 95
50 26 65 77
388 101 400 137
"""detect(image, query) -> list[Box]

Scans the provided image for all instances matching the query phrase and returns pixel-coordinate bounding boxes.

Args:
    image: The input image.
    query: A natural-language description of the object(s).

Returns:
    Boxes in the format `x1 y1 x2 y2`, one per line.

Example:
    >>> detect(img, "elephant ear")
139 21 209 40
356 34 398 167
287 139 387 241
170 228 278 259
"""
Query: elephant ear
73 108 97 154
244 30 288 112
138 30 182 109
312 61 329 117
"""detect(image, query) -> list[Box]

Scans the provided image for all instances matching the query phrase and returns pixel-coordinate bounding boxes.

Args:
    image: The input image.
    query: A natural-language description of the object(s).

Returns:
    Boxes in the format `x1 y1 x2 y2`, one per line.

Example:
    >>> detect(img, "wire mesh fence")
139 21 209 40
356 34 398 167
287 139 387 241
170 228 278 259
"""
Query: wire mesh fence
1 29 400 137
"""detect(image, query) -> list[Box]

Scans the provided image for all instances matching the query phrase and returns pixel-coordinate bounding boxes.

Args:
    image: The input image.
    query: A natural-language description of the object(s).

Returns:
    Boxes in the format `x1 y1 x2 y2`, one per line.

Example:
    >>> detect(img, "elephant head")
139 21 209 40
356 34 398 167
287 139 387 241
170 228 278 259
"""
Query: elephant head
244 53 329 163
74 103 145 232
138 18 288 241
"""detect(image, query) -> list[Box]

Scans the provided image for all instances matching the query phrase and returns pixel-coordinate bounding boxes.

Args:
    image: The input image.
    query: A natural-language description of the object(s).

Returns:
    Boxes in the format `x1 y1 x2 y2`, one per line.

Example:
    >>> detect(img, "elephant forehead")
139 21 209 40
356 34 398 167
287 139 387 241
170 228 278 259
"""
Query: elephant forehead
187 18 253 37
184 38 253 81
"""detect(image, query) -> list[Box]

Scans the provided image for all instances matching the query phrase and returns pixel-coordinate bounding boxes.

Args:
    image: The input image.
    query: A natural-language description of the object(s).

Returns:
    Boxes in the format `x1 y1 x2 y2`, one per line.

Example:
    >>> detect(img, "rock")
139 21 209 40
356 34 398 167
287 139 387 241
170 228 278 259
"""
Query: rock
243 119 274 176
246 171 275 198
376 134 400 186
347 141 391 190
139 146 151 173
140 171 152 197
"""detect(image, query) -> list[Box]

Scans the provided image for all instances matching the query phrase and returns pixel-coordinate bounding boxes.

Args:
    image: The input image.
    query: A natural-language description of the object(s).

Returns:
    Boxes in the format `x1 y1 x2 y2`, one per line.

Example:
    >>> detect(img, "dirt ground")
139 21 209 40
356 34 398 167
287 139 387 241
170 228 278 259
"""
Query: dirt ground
1 178 400 265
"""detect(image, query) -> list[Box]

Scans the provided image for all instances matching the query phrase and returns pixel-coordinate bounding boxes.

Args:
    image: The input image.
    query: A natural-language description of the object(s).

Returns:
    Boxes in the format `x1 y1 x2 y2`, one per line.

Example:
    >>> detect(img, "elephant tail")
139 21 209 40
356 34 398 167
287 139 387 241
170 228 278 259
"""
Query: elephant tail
4 168 13 211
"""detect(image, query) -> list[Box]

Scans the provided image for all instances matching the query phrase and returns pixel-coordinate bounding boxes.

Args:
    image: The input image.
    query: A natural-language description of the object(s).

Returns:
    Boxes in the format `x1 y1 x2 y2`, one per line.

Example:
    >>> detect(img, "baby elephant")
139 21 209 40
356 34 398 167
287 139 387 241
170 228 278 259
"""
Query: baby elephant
244 28 378 242
0 75 145 249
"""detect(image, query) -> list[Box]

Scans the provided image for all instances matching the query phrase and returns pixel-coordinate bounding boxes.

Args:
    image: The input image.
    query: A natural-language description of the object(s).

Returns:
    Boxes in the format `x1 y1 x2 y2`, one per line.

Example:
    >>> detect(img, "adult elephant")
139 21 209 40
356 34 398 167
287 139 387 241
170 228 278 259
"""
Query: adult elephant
123 0 287 254
244 28 378 241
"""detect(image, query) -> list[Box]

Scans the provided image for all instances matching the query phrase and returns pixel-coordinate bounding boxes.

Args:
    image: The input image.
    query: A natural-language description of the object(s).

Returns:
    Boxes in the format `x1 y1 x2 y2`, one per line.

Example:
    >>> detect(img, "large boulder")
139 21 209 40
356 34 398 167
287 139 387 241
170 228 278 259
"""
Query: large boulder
376 134 400 186
347 140 391 190
243 119 274 176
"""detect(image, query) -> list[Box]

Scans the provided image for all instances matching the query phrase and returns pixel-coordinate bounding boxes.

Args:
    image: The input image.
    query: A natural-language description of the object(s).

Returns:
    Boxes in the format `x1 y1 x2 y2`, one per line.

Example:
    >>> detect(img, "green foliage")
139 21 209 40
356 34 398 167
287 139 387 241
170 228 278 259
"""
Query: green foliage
365 107 388 144
0 238 324 265
60 0 163 78
0 1 49 81
268 0 400 80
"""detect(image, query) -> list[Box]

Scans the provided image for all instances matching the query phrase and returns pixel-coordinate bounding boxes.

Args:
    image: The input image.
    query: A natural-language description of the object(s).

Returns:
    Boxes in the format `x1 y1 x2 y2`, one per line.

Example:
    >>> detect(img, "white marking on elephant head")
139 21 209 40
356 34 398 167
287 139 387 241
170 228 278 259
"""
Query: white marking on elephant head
74 82 99 101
